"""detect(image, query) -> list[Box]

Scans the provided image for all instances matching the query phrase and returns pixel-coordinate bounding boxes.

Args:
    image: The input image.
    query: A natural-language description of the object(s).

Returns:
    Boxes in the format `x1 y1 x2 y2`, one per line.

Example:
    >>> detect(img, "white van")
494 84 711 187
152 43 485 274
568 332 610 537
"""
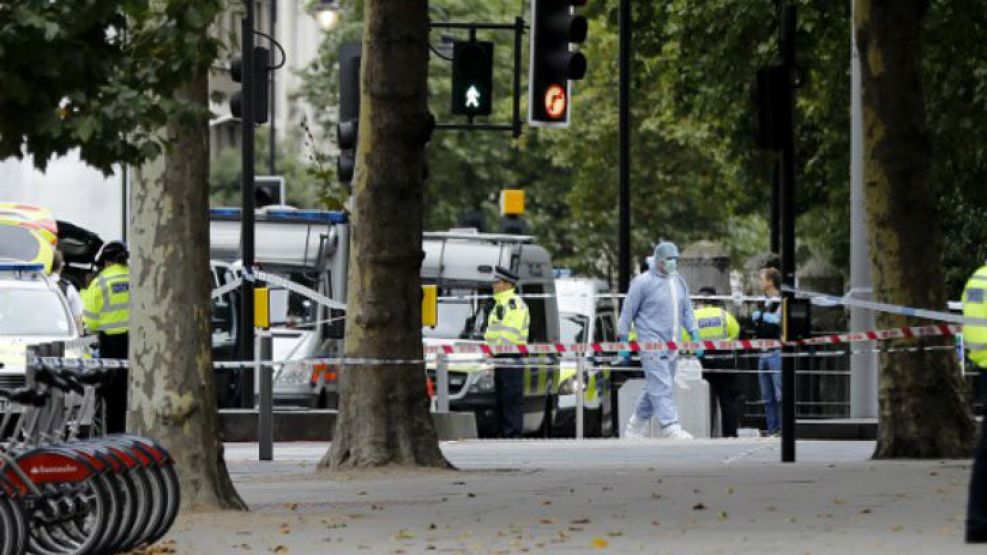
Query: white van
422 230 561 437
209 207 349 408
552 276 617 437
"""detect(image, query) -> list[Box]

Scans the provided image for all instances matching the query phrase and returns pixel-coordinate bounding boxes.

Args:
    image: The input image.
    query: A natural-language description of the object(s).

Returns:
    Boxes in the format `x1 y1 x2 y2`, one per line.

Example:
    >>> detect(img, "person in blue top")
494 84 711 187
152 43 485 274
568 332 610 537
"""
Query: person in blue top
618 241 702 440
752 267 783 436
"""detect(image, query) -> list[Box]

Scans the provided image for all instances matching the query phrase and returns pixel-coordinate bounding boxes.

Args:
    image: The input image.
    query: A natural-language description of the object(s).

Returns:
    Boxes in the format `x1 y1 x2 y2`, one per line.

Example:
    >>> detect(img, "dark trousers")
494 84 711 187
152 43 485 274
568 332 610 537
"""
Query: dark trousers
968 373 987 543
494 360 524 439
97 332 129 434
704 371 740 438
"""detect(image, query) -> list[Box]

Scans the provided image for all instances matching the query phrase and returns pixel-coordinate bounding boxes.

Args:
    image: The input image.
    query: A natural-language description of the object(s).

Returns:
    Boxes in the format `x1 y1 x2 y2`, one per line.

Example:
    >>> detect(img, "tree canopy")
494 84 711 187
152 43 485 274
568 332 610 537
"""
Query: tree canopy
0 0 223 173
299 0 987 297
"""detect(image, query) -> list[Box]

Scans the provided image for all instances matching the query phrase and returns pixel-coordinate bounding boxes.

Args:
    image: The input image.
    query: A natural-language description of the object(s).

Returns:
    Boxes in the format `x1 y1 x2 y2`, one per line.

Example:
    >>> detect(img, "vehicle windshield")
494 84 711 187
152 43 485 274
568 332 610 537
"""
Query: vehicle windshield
560 312 589 345
423 288 491 340
0 288 71 336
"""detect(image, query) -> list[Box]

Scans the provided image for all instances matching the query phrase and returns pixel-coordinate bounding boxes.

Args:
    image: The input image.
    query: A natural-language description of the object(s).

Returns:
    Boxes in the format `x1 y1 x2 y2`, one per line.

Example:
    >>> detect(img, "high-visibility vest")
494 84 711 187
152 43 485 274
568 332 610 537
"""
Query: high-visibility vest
681 305 740 342
82 264 130 335
963 265 987 369
484 288 530 347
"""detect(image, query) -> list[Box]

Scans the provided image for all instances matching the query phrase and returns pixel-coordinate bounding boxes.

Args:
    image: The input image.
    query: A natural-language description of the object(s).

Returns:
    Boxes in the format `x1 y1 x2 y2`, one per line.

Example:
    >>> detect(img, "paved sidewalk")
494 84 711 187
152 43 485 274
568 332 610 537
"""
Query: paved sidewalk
157 439 979 554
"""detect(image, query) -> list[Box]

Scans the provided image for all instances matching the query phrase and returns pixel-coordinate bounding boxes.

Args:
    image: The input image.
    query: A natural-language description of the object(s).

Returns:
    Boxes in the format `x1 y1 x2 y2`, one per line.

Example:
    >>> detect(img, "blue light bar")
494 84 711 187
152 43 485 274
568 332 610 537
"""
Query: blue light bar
263 209 348 224
210 208 242 218
209 207 347 224
0 263 44 272
553 268 573 278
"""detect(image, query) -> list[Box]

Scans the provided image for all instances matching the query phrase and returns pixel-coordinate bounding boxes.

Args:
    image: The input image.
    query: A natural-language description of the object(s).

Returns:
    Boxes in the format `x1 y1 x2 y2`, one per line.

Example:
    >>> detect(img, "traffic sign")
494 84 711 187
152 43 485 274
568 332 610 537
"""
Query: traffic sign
544 84 567 119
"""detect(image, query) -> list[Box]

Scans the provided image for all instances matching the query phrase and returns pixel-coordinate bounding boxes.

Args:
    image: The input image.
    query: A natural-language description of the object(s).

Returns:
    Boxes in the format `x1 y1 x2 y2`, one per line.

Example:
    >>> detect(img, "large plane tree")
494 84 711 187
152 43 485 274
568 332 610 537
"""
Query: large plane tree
321 0 449 469
854 0 975 457
0 1 244 510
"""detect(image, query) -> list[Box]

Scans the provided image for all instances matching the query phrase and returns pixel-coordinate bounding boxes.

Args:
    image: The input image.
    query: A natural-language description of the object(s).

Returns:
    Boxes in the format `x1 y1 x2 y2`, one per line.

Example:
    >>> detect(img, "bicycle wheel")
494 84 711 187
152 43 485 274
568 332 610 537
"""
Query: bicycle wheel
144 462 180 545
26 473 112 555
0 495 27 555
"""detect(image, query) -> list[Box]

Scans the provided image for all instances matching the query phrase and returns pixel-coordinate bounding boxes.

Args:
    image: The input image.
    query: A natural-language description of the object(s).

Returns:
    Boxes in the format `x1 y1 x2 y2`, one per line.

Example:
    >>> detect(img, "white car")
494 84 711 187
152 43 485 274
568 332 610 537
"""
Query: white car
0 262 88 400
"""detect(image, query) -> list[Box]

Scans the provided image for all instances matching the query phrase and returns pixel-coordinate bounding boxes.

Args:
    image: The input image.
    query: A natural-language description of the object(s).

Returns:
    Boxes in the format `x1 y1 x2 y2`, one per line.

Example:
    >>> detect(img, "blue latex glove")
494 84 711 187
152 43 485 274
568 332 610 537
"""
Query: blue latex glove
762 312 781 325
690 330 705 358
617 335 632 365
752 310 762 322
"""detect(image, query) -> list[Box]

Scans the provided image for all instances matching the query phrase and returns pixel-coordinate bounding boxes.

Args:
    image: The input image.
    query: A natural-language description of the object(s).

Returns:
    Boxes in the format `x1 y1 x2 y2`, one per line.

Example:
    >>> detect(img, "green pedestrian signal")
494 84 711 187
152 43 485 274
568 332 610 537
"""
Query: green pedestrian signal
451 41 494 117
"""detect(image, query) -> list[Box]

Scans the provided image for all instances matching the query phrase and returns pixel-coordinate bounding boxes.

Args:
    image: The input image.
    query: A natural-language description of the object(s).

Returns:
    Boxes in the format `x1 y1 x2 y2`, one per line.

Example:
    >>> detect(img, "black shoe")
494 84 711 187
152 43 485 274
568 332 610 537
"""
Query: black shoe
967 528 987 543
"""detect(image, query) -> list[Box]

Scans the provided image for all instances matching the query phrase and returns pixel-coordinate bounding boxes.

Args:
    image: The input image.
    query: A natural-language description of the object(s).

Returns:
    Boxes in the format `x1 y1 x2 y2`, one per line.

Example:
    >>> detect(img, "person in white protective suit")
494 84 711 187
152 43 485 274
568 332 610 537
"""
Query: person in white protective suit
617 241 703 440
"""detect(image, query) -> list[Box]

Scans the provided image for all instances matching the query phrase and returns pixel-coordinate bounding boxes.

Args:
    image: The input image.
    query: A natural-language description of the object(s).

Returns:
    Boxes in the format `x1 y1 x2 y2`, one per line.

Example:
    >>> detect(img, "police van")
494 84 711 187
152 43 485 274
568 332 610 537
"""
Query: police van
209 207 349 409
552 276 617 437
422 229 561 437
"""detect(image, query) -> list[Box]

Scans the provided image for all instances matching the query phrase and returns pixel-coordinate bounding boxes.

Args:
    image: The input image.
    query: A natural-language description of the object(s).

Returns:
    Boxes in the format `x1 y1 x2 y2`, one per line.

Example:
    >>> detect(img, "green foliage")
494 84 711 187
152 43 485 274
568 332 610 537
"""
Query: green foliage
297 0 986 294
0 0 224 173
209 127 336 209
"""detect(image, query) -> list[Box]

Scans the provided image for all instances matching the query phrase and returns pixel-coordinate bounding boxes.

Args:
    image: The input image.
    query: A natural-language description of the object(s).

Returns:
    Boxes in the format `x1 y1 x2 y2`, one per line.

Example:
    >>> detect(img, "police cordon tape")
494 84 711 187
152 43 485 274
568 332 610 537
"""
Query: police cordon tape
209 267 983 327
422 323 961 357
784 285 987 326
34 321 962 373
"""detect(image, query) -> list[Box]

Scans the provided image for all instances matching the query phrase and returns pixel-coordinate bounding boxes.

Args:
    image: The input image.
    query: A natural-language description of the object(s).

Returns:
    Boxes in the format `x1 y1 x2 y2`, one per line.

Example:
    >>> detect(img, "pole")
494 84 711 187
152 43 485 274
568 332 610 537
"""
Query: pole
268 0 277 176
779 4 797 463
121 164 128 242
617 0 631 294
771 161 780 255
512 16 523 138
239 5 257 408
849 0 878 419
259 331 273 461
575 356 585 440
436 353 450 413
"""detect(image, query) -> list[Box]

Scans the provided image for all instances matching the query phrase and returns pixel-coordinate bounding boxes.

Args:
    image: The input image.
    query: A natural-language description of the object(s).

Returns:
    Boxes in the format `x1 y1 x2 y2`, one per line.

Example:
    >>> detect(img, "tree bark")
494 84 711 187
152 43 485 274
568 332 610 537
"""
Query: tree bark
321 0 449 469
854 0 975 458
130 65 247 510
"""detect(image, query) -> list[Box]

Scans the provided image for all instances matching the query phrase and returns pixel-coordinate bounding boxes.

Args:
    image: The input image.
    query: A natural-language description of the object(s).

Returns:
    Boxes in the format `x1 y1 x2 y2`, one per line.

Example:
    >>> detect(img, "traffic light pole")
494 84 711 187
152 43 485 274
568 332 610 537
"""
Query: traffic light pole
779 4 797 464
617 0 631 295
239 4 257 409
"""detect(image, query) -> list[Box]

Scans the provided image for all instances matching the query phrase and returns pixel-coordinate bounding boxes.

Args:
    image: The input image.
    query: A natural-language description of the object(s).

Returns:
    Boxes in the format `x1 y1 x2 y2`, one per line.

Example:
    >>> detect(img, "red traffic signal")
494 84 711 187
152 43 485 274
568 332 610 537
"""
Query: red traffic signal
528 0 588 127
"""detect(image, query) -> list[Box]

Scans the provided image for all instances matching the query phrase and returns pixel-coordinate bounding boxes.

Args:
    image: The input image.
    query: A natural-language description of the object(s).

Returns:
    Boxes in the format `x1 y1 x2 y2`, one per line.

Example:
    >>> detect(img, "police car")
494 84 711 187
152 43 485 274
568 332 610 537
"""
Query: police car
0 262 88 407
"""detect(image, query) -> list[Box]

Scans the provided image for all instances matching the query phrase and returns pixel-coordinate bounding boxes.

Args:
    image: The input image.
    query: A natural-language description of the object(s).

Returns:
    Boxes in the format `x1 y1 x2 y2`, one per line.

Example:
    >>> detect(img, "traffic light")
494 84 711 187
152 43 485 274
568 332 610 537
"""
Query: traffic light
753 65 791 150
451 41 494 117
528 0 588 127
230 46 271 124
337 42 361 186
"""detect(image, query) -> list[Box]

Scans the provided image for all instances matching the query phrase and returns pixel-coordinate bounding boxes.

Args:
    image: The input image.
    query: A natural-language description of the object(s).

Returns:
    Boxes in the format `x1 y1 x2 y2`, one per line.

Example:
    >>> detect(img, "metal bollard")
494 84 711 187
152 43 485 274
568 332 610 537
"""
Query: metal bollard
575 356 585 440
258 331 273 461
436 353 450 413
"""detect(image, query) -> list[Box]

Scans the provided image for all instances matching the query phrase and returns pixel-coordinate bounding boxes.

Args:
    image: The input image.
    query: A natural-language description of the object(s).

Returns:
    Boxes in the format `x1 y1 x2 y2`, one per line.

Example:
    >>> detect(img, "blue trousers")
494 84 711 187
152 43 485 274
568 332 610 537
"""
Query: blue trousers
634 352 679 429
758 350 782 433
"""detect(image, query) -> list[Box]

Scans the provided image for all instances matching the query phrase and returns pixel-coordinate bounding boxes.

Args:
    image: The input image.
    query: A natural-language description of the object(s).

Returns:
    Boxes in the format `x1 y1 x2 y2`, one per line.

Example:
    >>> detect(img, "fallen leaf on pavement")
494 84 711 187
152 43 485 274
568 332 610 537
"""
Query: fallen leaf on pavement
606 531 623 537
539 518 558 525
717 511 729 521
270 547 288 554
591 537 609 549
393 529 416 540
692 502 706 511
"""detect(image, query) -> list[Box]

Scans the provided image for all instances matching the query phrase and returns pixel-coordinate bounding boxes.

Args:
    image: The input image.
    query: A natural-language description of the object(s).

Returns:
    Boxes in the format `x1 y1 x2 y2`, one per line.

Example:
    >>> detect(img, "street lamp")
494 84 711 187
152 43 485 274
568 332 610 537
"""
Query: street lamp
313 0 342 31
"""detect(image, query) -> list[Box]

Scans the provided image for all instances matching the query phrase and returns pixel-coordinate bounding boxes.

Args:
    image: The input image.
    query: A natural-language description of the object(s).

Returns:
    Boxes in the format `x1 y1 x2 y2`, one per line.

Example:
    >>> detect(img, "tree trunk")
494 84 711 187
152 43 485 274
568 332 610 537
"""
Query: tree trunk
321 0 449 470
854 0 975 458
130 66 247 510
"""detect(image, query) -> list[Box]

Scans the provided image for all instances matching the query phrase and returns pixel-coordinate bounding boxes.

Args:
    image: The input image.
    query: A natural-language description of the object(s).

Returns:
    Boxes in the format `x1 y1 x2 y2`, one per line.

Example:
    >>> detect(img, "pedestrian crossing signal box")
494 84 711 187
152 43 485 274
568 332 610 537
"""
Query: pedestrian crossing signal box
422 284 438 328
783 297 811 341
451 41 494 117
